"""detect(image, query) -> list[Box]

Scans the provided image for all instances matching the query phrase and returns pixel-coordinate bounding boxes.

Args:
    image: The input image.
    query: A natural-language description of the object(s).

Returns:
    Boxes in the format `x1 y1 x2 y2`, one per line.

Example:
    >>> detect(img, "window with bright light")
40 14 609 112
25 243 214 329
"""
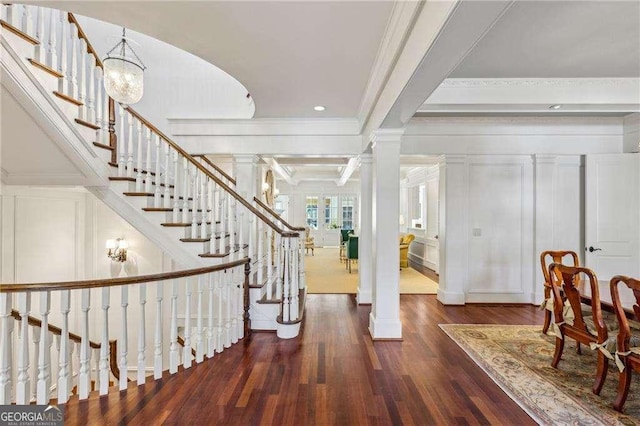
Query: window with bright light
324 196 339 229
341 196 355 230
305 196 319 230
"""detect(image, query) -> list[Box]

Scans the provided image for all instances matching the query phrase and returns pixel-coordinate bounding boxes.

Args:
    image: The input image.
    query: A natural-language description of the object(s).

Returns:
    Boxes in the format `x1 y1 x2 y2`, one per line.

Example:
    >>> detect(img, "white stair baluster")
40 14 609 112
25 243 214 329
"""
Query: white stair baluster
292 237 300 320
266 227 273 298
191 166 198 238
118 104 126 176
207 273 215 359
30 326 41 403
34 7 45 63
95 66 104 144
57 290 71 403
219 194 227 255
36 292 50 404
171 149 180 222
87 55 96 123
228 197 236 255
216 273 224 353
195 276 204 363
127 114 135 178
150 131 158 198
153 281 163 380
137 284 146 385
276 233 283 301
169 279 178 374
5 4 15 27
15 293 31 404
78 38 87 119
57 10 67 94
183 278 192 369
136 120 144 191
99 288 110 395
181 158 189 223
78 288 91 399
164 142 172 209
46 8 57 70
68 23 78 99
199 174 207 239
224 272 231 348
20 5 33 37
230 270 239 343
237 267 245 339
119 286 128 391
257 220 264 286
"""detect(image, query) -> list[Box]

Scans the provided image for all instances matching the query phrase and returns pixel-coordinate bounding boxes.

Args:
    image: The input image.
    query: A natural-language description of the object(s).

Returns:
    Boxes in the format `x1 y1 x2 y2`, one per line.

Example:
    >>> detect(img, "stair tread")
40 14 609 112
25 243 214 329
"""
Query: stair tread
161 221 212 227
75 118 100 130
180 238 210 243
276 288 306 325
93 141 114 151
0 20 39 45
53 91 82 106
142 207 212 212
110 176 175 188
199 244 247 258
108 163 157 176
28 58 63 78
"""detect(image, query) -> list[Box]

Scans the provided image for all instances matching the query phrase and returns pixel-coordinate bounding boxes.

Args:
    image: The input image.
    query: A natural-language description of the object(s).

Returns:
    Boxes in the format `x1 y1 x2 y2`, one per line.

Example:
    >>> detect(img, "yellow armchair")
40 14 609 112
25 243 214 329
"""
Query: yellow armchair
399 234 415 268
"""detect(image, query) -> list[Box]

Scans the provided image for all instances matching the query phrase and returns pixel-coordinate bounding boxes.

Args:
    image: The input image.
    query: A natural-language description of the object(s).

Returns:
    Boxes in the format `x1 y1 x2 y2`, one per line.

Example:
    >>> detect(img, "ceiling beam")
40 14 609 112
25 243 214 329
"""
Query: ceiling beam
264 157 298 186
336 157 359 187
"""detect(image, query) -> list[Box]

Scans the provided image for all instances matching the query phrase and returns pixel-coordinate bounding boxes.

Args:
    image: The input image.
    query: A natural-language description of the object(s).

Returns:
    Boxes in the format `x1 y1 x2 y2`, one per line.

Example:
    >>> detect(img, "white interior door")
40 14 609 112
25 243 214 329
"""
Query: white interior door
585 153 640 280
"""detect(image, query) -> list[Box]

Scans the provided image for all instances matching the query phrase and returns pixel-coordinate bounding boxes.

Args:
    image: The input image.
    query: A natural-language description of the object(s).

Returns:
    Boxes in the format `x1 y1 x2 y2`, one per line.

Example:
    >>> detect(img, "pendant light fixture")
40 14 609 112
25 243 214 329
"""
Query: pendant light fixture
102 28 146 105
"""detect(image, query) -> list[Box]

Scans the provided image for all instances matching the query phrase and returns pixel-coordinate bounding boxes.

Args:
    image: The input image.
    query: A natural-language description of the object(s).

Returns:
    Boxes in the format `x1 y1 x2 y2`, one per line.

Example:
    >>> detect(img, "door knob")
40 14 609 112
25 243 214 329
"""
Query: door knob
586 246 602 253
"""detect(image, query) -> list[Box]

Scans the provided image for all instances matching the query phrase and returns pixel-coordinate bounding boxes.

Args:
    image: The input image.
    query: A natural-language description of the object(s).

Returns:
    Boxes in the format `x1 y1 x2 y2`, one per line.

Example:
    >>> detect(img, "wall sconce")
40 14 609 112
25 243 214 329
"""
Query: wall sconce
262 182 270 193
106 238 128 262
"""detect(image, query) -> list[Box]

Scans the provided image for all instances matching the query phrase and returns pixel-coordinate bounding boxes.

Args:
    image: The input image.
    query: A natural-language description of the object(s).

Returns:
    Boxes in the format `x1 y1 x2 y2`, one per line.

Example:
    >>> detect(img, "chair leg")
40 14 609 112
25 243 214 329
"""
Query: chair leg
551 336 564 368
542 287 551 334
613 365 632 412
592 352 609 395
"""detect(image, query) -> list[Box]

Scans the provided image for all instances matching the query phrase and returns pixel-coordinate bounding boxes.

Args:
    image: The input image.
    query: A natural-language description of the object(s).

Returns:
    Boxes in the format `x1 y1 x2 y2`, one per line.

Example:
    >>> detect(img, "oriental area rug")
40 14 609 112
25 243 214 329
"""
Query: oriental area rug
440 324 640 425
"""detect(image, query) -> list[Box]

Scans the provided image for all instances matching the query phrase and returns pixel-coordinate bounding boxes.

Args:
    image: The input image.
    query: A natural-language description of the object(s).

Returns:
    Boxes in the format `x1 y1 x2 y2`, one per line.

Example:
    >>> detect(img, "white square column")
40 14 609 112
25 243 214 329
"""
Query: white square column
369 129 403 339
357 154 373 304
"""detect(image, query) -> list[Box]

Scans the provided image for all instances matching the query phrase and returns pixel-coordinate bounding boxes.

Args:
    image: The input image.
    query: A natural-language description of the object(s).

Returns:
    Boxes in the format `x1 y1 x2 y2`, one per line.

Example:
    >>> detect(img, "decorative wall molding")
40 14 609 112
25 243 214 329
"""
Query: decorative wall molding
439 78 640 88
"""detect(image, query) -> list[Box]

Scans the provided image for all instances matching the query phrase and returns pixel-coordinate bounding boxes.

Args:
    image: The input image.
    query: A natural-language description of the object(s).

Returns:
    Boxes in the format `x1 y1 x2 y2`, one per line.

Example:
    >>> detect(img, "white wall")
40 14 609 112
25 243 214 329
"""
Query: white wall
623 113 640 153
402 116 618 305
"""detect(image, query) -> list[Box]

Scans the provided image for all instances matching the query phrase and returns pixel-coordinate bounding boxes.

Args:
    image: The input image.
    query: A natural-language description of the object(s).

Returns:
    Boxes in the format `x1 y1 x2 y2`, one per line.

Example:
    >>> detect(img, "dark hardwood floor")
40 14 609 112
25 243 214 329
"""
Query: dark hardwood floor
64 295 542 425
65 295 542 425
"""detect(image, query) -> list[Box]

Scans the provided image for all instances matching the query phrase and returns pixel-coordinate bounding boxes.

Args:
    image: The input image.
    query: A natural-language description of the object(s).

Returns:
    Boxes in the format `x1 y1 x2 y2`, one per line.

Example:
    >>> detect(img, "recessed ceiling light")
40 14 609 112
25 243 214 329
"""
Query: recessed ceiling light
314 105 326 112
549 104 562 110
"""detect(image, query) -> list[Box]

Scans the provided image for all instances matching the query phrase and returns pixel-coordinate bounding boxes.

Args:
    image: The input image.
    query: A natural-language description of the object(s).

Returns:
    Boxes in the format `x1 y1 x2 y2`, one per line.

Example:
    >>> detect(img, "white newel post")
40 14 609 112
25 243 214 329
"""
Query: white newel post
357 154 373 304
369 130 403 339
15 293 31 404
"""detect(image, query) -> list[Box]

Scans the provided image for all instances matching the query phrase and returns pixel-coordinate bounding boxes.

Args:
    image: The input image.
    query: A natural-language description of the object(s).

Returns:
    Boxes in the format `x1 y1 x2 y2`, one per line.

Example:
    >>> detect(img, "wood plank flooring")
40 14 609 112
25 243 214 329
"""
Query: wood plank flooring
63 295 543 425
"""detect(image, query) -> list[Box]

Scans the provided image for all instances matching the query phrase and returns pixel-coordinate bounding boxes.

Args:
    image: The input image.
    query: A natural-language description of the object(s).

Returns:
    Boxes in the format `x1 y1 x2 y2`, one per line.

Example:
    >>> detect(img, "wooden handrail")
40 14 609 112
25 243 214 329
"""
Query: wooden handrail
194 155 236 186
11 310 101 349
176 336 196 357
0 258 249 293
68 13 103 68
124 107 298 238
253 197 305 232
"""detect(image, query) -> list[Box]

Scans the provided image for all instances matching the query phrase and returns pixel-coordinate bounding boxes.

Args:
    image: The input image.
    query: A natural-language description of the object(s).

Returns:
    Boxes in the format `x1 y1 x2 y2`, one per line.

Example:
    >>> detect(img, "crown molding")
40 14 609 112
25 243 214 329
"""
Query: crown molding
439 78 639 88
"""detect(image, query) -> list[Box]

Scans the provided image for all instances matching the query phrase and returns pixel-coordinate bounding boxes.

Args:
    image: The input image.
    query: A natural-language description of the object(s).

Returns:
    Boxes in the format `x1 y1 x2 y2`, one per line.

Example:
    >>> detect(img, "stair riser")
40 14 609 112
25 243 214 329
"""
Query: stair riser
2 30 35 67
52 96 80 123
28 66 59 96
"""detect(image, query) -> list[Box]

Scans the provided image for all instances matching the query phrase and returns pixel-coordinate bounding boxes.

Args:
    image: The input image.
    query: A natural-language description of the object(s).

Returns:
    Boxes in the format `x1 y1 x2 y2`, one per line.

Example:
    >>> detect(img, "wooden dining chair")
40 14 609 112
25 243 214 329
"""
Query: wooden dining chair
549 263 616 395
540 250 580 334
610 275 640 412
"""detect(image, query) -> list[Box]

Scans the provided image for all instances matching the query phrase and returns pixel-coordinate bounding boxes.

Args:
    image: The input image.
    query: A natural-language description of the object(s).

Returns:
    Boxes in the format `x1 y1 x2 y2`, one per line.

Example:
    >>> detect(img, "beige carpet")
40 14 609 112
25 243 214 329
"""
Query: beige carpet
305 247 438 294
441 324 640 425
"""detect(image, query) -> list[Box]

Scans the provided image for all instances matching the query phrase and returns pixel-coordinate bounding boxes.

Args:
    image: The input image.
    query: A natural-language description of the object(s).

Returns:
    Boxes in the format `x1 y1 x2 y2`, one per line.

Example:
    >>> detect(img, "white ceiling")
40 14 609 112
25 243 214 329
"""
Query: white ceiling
41 1 395 119
451 1 640 79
